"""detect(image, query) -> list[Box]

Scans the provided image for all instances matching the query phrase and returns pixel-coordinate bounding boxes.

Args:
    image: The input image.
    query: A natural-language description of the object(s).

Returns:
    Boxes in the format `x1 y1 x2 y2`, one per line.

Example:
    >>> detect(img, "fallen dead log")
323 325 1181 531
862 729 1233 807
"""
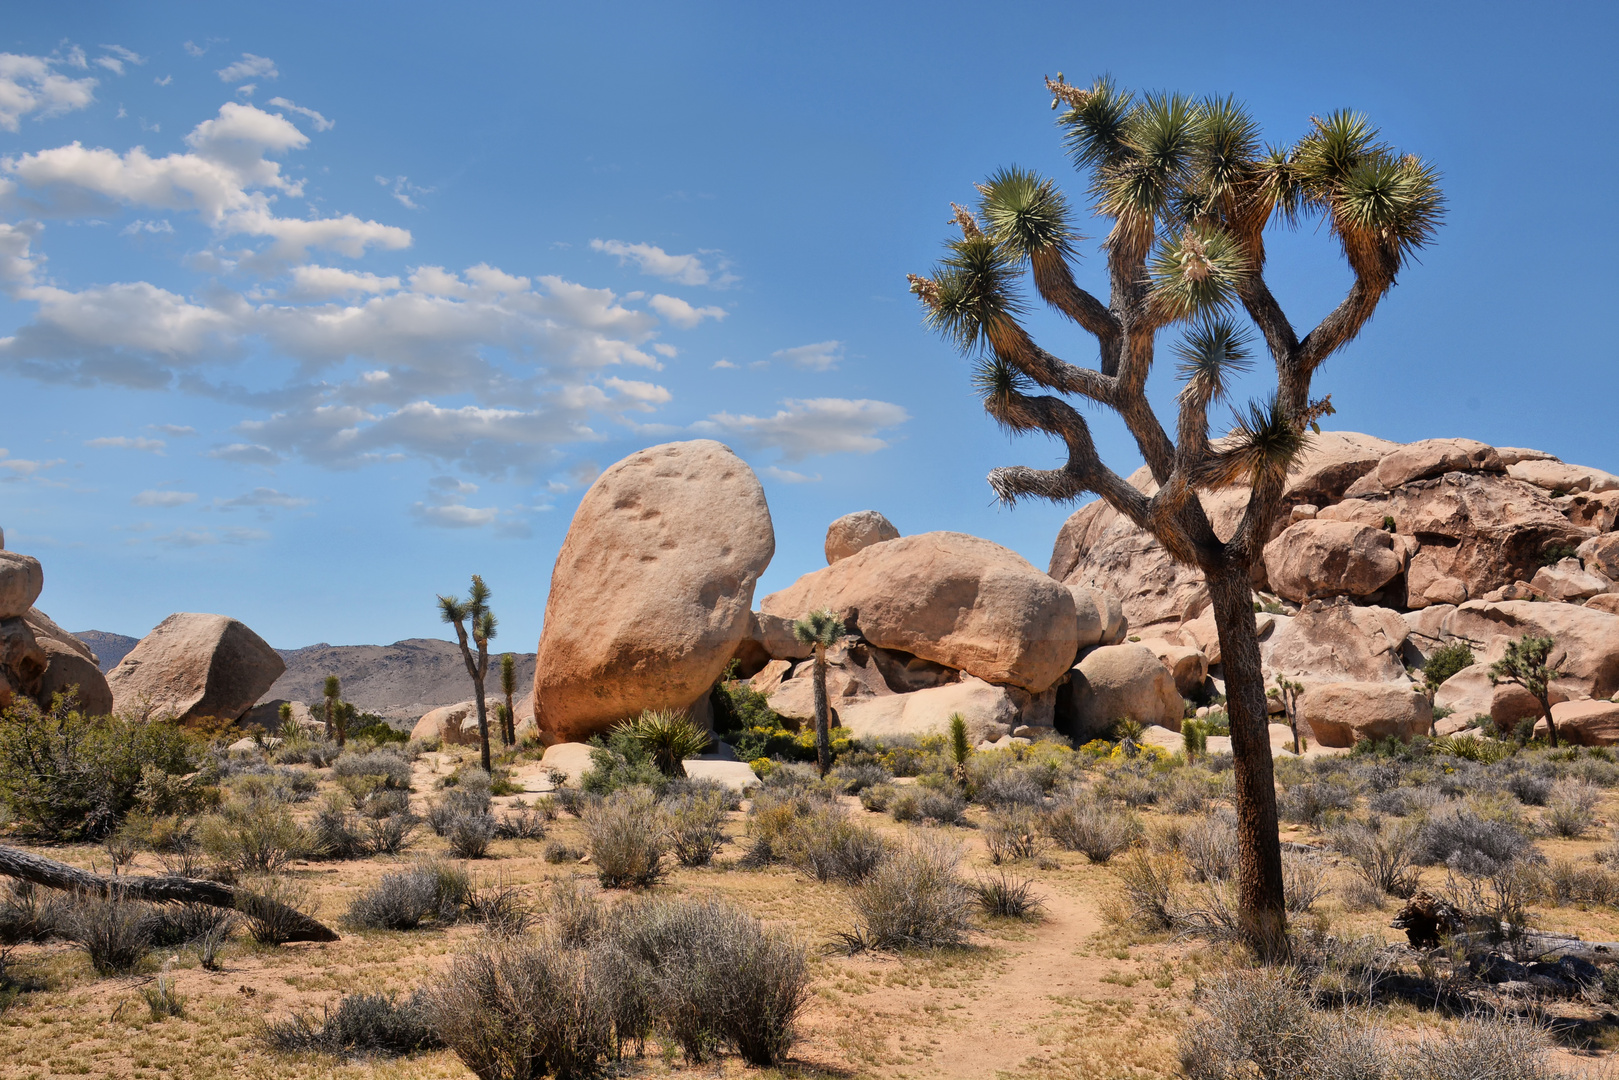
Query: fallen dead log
0 843 339 943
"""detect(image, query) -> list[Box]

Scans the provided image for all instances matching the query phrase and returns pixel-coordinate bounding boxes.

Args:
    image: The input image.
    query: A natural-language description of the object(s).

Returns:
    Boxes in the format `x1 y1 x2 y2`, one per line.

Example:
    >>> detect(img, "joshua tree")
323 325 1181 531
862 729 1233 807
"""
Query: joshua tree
499 652 518 746
276 701 293 734
1271 675 1306 755
1490 635 1564 747
322 675 343 747
908 75 1442 957
439 575 498 773
792 609 845 776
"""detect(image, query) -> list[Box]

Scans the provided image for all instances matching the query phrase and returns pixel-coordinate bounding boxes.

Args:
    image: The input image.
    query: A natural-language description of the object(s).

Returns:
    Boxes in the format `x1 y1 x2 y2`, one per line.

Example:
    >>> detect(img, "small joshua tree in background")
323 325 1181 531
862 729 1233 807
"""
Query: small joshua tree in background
793 609 845 777
439 575 498 773
323 676 346 747
1491 635 1564 748
1270 675 1305 755
948 713 972 785
276 701 293 735
500 652 518 746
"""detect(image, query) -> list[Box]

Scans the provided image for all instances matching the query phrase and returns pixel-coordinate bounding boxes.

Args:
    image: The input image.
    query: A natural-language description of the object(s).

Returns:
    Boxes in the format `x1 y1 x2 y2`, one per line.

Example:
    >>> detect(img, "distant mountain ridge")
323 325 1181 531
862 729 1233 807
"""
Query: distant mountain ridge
266 638 538 723
74 631 139 673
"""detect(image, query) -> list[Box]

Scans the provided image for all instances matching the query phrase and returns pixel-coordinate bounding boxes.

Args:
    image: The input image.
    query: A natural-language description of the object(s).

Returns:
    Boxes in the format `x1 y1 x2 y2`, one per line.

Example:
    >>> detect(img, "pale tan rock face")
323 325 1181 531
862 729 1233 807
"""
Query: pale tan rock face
1558 491 1619 533
1386 474 1588 599
1591 595 1619 616
106 613 285 723
0 552 43 620
1376 438 1503 488
1492 683 1568 730
1432 663 1495 727
23 608 95 664
412 701 478 745
1579 535 1619 581
837 676 1019 745
35 637 112 715
824 510 899 565
1540 700 1619 746
1056 643 1183 741
1138 638 1208 697
0 617 46 708
1067 585 1127 647
761 531 1078 692
1507 459 1619 494
1263 520 1402 603
1265 600 1410 683
1300 681 1431 747
532 441 775 743
1442 600 1619 701
1531 559 1612 602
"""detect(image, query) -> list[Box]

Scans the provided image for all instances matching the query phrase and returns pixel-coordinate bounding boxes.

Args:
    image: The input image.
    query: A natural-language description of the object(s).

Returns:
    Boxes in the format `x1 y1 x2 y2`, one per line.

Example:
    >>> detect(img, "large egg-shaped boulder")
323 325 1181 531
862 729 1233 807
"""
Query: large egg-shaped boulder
106 613 285 723
759 531 1078 692
532 440 775 743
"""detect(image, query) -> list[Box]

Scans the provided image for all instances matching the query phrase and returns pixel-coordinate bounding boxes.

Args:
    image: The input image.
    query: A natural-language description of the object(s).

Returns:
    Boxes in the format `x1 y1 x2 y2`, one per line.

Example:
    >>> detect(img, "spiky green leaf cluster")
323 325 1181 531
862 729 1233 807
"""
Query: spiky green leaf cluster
792 608 845 649
1150 225 1248 317
1174 316 1253 407
920 234 1024 354
1200 391 1312 489
978 166 1077 262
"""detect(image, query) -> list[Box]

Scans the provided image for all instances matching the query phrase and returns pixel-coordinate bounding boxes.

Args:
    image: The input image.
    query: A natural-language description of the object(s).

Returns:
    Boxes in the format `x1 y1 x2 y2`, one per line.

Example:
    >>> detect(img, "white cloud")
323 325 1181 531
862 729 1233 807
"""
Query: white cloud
152 424 196 436
217 487 309 508
283 264 401 300
375 174 431 209
154 75 172 87
699 398 910 461
0 52 98 132
411 502 499 528
603 376 672 411
101 46 146 66
120 218 172 235
0 221 42 290
762 466 821 483
133 489 197 507
590 239 736 287
215 54 277 83
711 359 736 369
87 435 165 452
151 526 268 547
207 443 281 464
773 340 843 371
651 343 678 358
649 294 725 329
0 448 64 477
267 96 333 131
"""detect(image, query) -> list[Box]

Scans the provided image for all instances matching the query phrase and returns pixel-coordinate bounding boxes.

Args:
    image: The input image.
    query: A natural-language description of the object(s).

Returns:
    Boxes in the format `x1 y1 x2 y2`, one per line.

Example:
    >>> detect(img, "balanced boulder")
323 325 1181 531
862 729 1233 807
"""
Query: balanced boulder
105 613 285 723
1069 585 1127 647
1376 438 1503 488
1301 681 1431 747
35 637 112 715
761 531 1078 692
533 440 775 743
1263 519 1402 603
0 552 43 619
1056 643 1183 741
1265 599 1410 683
825 510 899 564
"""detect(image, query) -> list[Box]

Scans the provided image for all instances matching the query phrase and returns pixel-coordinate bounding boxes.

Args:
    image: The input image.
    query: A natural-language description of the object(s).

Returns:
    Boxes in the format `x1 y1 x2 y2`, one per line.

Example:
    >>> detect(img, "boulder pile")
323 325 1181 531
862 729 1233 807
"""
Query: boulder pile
0 542 113 715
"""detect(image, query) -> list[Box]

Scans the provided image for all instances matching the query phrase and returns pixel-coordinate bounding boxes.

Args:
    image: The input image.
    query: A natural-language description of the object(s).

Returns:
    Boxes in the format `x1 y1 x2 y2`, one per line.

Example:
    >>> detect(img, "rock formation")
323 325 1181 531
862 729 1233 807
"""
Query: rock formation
107 613 285 724
0 550 112 715
824 510 899 564
532 440 775 744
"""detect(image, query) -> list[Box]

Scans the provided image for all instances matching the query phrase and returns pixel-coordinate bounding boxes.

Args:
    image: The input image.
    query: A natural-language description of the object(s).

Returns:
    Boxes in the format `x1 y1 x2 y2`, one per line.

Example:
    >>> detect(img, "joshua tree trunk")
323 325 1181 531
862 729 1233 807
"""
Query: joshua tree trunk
813 643 831 777
470 649 491 773
0 844 338 942
1540 695 1558 747
1208 561 1288 959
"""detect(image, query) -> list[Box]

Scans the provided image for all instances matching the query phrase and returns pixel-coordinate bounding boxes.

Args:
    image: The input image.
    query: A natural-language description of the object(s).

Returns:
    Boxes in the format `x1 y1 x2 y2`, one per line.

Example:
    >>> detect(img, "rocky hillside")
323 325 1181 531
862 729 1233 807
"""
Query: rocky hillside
267 639 538 724
74 630 137 673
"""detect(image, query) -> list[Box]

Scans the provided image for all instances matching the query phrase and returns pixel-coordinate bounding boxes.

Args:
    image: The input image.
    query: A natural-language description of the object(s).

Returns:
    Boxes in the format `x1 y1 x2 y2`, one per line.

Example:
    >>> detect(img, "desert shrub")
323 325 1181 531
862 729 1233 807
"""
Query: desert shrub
332 748 413 789
1405 1015 1559 1080
1422 642 1476 691
1179 967 1346 1080
264 990 439 1057
744 788 812 863
973 870 1044 919
985 806 1043 864
580 728 668 796
1283 852 1328 913
1096 764 1162 807
1044 794 1141 863
311 794 366 859
199 797 311 872
1505 769 1554 806
416 858 472 921
0 697 197 839
778 805 887 884
465 877 532 936
972 759 1046 808
858 782 894 812
361 787 411 819
364 813 420 856
1544 779 1600 838
1541 858 1619 906
228 769 317 805
61 894 152 974
1368 784 1444 818
583 787 667 888
445 812 497 859
544 839 584 864
1116 849 1182 930
1181 813 1238 882
550 879 606 947
831 760 892 795
421 936 617 1080
889 789 921 822
134 765 220 817
1330 819 1420 898
845 833 973 951
274 734 341 767
495 801 549 840
612 709 710 779
1418 805 1535 874
1277 779 1356 827
1339 876 1388 912
344 868 442 930
1164 771 1213 815
711 672 787 750
604 896 810 1065
237 874 318 945
664 790 728 867
0 882 71 944
915 788 968 825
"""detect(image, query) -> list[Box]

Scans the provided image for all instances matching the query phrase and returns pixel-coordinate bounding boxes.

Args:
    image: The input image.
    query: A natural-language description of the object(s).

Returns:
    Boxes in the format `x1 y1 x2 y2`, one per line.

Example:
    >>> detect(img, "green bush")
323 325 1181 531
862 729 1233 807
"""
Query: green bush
1422 642 1476 693
580 729 668 795
0 697 197 839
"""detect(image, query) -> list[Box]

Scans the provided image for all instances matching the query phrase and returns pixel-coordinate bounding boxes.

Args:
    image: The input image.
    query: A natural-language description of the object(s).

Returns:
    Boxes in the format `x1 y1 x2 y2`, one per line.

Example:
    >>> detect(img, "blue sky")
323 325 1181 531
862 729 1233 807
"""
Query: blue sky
1 2 1614 648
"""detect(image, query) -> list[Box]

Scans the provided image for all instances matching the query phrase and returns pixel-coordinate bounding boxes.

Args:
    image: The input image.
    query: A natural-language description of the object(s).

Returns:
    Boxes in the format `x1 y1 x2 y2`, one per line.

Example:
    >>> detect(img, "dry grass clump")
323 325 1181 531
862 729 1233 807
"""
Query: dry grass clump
1543 779 1600 838
263 990 440 1057
237 873 318 945
583 787 668 888
1044 791 1141 863
973 869 1045 919
1330 818 1420 899
664 790 727 867
778 804 888 884
843 832 974 951
61 894 152 974
985 806 1044 864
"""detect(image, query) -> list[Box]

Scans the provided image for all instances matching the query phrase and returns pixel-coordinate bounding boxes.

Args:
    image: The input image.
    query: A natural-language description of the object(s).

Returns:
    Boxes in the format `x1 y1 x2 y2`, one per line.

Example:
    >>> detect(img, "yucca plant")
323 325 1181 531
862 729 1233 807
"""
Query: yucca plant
498 652 518 746
1490 635 1564 747
438 575 498 773
792 609 845 777
614 709 710 778
909 74 1444 959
